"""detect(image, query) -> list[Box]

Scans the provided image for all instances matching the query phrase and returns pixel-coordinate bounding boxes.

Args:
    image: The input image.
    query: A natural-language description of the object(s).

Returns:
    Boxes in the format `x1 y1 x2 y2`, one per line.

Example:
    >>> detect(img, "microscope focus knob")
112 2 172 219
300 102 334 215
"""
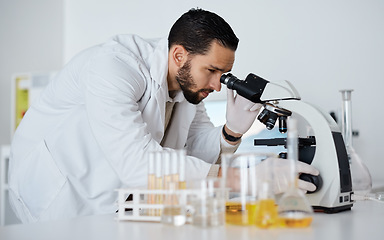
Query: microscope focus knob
299 173 323 194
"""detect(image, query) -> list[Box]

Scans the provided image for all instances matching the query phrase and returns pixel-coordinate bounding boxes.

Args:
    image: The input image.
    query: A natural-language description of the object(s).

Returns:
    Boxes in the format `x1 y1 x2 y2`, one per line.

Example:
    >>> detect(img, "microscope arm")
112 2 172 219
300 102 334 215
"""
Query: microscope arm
260 80 301 102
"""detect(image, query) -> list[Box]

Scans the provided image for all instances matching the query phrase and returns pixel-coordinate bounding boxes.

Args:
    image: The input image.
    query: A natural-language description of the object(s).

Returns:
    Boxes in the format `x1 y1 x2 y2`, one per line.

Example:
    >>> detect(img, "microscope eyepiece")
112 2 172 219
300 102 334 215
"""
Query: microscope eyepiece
220 73 292 132
220 73 232 84
220 73 269 103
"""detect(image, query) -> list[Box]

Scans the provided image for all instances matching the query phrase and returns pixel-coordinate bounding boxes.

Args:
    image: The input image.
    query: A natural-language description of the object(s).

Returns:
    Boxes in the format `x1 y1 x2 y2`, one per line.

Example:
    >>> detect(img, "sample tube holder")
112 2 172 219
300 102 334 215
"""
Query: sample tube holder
116 188 195 222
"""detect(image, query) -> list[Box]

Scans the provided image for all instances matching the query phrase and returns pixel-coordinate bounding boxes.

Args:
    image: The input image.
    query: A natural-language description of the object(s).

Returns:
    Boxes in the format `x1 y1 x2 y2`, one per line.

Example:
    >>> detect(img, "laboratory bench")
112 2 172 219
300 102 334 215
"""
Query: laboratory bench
0 199 383 240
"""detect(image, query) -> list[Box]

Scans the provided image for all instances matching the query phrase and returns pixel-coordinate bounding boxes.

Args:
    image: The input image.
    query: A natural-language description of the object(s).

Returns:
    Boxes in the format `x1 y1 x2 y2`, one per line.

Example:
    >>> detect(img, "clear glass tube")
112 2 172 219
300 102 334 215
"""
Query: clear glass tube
155 152 163 216
147 152 156 216
178 150 186 190
190 178 226 227
341 90 353 150
171 151 179 184
278 118 313 228
163 153 172 191
340 89 372 194
161 182 186 226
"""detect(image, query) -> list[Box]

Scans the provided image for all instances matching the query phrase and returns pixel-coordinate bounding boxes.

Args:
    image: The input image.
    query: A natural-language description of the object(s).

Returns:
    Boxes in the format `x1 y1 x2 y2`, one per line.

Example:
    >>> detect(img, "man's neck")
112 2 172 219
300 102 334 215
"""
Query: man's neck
168 90 178 99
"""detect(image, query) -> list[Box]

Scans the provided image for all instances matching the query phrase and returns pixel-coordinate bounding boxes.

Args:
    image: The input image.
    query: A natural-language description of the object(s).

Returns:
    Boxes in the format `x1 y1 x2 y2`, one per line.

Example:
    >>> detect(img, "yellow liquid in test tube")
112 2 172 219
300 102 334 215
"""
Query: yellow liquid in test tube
177 150 186 190
155 176 163 216
147 153 156 216
178 181 186 190
147 173 156 216
163 175 172 192
155 152 163 216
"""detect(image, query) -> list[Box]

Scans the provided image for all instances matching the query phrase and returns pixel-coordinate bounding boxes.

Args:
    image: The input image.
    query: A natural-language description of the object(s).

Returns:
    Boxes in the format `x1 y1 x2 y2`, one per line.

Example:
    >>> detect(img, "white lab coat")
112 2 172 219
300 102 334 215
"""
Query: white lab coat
8 35 231 223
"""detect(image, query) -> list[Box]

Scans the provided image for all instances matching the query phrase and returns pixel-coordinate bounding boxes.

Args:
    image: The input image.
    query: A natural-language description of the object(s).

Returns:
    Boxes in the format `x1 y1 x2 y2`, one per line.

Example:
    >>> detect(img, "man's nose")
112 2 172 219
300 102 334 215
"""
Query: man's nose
210 75 222 92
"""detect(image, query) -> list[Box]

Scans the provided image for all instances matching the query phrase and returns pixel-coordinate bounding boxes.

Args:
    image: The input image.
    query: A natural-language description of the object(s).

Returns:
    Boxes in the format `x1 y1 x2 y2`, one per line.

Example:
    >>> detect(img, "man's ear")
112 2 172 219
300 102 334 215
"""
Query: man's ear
171 45 188 67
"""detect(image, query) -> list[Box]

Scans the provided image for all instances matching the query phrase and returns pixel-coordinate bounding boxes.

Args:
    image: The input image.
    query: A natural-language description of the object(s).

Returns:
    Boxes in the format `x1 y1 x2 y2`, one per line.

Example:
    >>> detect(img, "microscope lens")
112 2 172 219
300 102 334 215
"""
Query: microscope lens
265 112 278 130
257 109 268 121
279 116 287 133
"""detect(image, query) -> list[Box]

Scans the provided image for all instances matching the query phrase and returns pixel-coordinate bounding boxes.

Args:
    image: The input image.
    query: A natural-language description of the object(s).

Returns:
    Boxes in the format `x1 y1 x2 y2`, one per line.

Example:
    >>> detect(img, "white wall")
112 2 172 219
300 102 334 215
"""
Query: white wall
0 0 383 181
0 0 64 225
0 0 64 144
63 0 384 180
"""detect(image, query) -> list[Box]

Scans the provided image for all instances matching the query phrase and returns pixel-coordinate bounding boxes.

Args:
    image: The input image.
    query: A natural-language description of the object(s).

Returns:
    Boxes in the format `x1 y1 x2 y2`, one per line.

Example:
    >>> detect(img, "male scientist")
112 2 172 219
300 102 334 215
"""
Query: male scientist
8 8 318 223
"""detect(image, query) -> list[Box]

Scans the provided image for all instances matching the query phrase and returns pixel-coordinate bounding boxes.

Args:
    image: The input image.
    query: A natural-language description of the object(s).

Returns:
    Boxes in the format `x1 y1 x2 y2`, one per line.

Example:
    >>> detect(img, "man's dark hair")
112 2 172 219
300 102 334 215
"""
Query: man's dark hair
168 8 239 55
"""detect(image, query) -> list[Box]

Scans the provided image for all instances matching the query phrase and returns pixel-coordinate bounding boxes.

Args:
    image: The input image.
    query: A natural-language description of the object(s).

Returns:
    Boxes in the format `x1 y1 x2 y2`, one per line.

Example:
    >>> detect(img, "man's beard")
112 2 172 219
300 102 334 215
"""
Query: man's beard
176 60 212 105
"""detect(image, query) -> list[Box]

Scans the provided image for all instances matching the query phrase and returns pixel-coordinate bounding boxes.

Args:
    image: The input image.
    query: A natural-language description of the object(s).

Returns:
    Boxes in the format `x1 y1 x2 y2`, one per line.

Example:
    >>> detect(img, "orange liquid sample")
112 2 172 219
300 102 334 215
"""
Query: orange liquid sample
225 201 258 225
279 212 313 228
147 174 156 216
178 181 186 190
254 199 279 229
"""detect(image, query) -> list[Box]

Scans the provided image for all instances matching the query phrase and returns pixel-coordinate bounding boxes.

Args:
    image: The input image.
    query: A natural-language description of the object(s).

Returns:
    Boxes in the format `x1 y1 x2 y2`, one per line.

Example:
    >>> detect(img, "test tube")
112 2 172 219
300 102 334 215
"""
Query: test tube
147 152 156 215
155 152 163 216
178 150 186 190
171 151 179 185
163 152 172 191
148 152 156 191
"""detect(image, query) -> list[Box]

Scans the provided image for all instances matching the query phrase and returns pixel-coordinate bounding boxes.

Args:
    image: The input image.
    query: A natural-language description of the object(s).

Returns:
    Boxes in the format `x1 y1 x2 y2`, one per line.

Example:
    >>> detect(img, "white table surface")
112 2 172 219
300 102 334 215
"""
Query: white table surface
0 199 383 240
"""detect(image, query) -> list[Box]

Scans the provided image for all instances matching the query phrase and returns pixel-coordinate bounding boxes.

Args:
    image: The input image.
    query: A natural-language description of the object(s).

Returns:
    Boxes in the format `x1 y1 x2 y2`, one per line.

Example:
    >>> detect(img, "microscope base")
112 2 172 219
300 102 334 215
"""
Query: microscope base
312 204 353 214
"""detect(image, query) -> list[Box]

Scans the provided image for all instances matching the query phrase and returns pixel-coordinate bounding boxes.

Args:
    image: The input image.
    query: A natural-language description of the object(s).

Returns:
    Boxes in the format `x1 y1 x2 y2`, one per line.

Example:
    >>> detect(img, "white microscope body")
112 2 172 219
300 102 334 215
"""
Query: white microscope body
221 73 354 213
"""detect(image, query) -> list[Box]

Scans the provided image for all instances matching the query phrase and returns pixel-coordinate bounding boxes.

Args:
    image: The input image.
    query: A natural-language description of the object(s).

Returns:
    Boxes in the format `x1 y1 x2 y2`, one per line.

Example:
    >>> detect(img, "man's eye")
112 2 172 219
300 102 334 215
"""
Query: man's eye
208 69 215 73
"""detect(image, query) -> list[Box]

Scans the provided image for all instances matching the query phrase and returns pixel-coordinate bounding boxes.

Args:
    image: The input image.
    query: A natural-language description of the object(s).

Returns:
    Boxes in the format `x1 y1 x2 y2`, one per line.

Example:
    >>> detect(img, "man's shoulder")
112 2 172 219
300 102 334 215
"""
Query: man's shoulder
107 34 164 53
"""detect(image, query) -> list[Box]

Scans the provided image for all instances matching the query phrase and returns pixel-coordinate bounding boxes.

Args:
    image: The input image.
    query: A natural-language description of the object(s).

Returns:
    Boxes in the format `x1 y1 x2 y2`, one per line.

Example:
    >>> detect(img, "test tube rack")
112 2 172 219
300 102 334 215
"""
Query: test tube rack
116 188 196 222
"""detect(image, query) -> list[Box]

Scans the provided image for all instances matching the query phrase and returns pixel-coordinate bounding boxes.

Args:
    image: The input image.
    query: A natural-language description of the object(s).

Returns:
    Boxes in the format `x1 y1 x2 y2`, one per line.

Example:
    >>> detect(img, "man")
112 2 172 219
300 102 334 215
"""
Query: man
8 8 318 223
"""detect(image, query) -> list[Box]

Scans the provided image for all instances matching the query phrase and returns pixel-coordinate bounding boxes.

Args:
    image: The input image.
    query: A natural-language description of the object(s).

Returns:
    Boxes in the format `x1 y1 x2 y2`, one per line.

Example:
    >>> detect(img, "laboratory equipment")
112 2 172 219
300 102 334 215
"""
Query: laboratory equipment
176 150 186 189
117 149 189 223
161 182 186 226
221 73 353 213
147 153 156 216
148 149 187 216
277 119 314 227
116 188 189 222
340 90 372 194
189 178 226 227
222 152 278 227
253 158 279 228
155 152 164 216
352 192 384 203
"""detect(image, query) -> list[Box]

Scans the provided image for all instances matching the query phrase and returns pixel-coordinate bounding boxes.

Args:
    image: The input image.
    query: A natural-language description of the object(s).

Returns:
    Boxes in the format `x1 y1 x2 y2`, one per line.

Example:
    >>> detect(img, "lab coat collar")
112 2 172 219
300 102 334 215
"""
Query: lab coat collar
149 37 187 103
149 37 168 89
148 37 170 134
166 90 184 103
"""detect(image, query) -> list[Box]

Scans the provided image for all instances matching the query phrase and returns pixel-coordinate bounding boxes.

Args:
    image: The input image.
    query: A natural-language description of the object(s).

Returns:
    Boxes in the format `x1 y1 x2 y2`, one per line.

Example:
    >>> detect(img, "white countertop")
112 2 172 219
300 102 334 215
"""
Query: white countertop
0 199 383 240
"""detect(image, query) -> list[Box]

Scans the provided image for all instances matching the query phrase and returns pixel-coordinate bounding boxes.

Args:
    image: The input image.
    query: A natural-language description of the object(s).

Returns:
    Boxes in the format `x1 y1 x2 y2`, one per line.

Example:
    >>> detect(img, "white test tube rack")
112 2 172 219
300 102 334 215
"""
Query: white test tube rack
116 188 197 222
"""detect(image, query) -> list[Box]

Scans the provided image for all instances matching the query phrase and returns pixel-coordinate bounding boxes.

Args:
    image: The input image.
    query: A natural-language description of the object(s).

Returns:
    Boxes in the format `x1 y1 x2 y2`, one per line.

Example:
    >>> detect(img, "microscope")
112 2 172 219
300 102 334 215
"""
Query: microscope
220 73 353 213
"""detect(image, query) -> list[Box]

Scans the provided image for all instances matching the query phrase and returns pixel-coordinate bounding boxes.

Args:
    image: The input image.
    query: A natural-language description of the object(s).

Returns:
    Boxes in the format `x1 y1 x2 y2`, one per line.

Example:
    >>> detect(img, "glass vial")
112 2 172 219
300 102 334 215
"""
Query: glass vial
147 152 156 216
178 150 186 190
161 182 186 226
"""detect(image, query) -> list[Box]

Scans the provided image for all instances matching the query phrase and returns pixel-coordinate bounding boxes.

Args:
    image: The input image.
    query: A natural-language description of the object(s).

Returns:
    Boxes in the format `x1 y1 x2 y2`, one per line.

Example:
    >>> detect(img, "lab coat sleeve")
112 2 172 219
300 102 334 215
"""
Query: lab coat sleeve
186 102 225 163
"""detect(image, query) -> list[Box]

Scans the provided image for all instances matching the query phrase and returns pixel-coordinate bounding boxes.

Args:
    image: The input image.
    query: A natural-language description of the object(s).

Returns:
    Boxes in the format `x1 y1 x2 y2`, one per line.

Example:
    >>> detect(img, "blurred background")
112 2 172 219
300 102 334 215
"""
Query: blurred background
0 0 383 224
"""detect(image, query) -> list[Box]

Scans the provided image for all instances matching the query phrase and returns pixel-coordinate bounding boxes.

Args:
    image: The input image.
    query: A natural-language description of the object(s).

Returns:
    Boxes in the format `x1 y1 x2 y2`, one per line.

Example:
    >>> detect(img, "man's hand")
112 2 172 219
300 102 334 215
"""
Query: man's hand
224 157 320 194
225 89 262 135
